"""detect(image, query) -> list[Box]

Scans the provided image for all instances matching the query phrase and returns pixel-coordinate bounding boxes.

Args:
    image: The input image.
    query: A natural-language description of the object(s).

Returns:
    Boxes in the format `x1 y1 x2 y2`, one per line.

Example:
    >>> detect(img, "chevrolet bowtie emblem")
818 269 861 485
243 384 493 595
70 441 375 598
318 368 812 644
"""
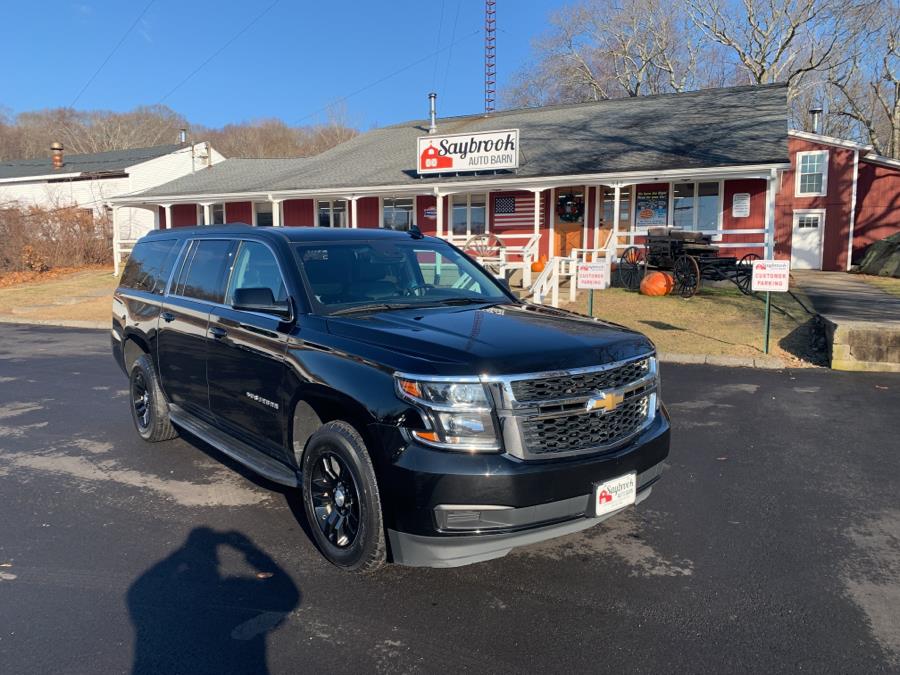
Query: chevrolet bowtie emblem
586 391 624 413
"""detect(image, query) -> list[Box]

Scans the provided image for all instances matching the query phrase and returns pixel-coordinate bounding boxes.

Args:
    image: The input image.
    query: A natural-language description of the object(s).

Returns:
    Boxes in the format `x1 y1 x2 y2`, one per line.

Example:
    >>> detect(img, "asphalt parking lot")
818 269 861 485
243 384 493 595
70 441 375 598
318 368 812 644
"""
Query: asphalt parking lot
0 322 898 674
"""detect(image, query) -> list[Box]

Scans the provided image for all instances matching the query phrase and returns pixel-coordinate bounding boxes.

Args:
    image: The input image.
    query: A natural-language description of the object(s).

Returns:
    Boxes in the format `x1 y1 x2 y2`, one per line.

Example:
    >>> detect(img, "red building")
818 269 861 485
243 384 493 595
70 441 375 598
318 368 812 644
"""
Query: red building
113 84 900 275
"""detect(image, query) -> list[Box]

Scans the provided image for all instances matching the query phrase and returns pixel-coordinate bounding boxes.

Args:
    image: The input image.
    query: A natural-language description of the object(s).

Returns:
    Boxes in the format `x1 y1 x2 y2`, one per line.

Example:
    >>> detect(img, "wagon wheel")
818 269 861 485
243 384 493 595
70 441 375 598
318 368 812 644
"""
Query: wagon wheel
736 253 760 295
616 246 645 291
673 254 701 298
463 234 504 259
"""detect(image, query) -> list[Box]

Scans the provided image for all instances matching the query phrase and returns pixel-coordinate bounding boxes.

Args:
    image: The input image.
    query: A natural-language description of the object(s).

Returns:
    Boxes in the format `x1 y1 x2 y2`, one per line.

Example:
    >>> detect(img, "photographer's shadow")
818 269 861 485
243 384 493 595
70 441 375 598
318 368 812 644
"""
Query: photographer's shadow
127 527 300 674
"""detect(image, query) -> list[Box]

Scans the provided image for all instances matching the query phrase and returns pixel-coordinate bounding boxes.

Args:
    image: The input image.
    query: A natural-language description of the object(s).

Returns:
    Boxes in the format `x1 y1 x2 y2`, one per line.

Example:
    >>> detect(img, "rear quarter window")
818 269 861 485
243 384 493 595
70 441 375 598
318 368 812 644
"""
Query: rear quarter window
175 239 233 303
119 239 180 294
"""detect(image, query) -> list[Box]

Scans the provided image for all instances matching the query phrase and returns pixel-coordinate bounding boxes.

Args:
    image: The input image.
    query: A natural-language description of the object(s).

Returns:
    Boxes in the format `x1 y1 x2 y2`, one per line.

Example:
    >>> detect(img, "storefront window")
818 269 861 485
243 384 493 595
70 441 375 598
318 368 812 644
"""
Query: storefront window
212 204 225 224
317 200 347 228
450 194 487 238
602 187 632 227
383 197 414 230
255 202 273 227
670 182 720 231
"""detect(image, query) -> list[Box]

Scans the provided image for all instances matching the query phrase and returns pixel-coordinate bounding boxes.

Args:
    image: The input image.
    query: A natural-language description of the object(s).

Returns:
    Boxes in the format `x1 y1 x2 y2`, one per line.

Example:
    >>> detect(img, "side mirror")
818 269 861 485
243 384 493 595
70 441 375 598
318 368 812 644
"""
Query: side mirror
232 287 292 319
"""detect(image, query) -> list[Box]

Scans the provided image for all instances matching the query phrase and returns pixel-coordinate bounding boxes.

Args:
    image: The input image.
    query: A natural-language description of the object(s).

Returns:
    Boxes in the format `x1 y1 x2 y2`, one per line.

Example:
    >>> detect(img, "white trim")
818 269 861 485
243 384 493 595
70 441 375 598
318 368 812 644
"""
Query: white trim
666 182 675 225
861 152 900 169
593 185 600 249
788 129 874 152
795 150 829 197
109 163 791 206
791 208 826 270
548 187 556 257
766 173 777 258
847 150 859 271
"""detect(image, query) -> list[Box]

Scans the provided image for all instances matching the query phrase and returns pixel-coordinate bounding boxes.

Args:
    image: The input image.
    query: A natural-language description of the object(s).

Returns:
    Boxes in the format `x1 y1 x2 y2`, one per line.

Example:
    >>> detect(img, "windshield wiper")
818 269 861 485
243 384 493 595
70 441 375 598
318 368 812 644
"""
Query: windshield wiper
433 297 504 306
329 303 414 316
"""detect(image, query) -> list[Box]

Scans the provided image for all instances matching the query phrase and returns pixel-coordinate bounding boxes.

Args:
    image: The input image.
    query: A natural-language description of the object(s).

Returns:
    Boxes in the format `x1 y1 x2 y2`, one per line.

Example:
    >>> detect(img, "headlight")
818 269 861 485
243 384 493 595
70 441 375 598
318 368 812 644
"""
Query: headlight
396 376 500 452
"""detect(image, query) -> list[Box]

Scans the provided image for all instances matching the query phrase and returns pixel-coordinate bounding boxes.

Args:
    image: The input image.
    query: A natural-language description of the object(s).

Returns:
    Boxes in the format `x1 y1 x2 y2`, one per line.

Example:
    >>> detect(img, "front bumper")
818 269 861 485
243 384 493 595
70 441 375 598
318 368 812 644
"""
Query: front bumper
374 406 670 566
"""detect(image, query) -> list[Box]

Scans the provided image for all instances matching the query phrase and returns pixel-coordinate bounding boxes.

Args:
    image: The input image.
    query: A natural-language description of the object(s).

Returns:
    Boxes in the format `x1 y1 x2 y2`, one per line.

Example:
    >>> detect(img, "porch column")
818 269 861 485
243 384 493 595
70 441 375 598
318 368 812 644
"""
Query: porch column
162 204 172 230
153 205 160 230
200 202 213 226
270 198 283 227
765 169 777 258
435 190 444 238
548 188 556 257
594 185 601 253
582 184 590 251
112 205 122 276
532 189 541 237
611 185 621 259
350 196 359 229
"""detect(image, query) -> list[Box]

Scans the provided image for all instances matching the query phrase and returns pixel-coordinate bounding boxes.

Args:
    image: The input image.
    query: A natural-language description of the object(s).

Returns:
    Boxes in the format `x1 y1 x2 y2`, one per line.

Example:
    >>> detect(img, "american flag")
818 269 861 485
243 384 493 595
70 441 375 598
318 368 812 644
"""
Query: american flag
493 192 543 228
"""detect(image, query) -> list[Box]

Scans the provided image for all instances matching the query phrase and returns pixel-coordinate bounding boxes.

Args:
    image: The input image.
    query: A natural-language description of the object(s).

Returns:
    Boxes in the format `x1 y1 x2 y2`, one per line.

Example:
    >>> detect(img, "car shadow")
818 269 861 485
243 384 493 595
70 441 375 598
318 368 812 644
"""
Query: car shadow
126 527 300 674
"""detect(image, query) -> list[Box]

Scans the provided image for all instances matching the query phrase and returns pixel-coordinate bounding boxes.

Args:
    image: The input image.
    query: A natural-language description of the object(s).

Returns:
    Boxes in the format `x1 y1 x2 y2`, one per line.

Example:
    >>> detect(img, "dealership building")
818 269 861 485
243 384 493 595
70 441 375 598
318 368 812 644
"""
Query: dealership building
111 83 900 275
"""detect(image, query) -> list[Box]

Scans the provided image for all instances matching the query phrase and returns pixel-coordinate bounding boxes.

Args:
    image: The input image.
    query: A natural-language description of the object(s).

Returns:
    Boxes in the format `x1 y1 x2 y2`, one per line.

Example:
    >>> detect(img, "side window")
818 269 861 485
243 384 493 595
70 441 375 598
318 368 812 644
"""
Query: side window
226 241 287 305
177 240 233 303
119 238 179 294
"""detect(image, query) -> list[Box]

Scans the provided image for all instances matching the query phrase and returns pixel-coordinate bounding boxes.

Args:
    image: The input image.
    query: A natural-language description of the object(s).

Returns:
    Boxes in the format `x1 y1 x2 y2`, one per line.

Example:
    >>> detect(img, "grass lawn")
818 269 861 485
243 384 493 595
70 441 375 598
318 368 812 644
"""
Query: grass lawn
562 283 822 366
0 268 117 323
857 274 900 298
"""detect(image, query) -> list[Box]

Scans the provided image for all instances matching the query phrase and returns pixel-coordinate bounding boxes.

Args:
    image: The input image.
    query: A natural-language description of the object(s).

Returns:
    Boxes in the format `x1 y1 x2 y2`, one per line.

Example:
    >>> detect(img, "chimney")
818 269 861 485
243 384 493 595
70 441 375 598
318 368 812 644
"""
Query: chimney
50 142 64 169
428 92 437 134
809 106 823 135
179 128 188 144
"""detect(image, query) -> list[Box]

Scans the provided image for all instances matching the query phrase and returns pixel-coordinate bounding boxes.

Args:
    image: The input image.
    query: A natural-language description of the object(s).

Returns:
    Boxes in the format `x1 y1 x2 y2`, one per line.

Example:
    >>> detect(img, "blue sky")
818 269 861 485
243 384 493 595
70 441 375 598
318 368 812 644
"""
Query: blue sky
0 0 561 130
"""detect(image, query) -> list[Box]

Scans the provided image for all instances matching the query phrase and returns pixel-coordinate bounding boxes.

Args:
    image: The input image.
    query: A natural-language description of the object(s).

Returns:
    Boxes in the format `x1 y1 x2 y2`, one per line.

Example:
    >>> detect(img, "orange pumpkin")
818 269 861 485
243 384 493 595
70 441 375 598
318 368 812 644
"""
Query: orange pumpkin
640 271 675 296
531 256 548 273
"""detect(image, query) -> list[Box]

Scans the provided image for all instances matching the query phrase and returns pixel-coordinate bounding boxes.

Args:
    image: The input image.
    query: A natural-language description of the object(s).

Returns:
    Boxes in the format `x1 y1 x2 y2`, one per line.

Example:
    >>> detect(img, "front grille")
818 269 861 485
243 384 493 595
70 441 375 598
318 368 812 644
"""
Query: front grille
510 358 649 403
520 394 650 456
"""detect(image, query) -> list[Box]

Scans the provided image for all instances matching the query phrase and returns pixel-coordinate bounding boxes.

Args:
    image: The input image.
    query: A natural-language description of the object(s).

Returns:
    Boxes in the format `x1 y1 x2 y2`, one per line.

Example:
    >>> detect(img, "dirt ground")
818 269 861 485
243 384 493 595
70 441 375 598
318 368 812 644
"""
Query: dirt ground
0 268 117 322
856 274 900 298
563 283 824 366
0 268 825 365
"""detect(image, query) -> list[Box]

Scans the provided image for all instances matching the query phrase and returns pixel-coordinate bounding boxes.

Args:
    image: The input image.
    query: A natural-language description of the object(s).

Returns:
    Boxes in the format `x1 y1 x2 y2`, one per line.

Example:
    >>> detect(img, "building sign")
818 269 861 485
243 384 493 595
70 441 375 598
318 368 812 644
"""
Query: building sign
634 187 669 226
751 259 790 292
417 129 519 175
733 193 751 218
577 260 610 289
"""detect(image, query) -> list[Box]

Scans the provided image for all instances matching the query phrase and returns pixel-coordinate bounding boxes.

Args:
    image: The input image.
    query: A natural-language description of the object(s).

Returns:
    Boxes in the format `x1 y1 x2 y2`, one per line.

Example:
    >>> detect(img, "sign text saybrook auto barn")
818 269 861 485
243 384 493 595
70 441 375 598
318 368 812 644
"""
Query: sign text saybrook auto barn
417 129 519 175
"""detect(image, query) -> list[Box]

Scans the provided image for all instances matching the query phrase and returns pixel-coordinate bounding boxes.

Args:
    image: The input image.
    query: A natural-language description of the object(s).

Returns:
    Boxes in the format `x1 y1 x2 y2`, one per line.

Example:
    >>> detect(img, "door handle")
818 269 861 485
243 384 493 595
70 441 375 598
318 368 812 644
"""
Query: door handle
209 326 228 340
161 311 175 323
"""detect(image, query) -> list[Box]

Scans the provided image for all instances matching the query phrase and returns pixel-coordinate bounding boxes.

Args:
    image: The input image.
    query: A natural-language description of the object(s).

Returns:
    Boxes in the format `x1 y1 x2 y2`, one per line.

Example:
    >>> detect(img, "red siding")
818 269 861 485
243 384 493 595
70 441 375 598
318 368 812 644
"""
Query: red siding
283 199 314 226
170 204 197 228
225 201 252 224
854 161 900 264
778 137 856 271
356 197 380 228
416 195 437 236
722 179 767 258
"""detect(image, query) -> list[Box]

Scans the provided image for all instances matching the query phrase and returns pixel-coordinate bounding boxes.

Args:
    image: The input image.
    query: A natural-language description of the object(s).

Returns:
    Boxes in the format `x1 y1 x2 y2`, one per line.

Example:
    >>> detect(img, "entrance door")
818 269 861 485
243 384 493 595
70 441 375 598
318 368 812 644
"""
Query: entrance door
554 189 585 257
791 210 825 270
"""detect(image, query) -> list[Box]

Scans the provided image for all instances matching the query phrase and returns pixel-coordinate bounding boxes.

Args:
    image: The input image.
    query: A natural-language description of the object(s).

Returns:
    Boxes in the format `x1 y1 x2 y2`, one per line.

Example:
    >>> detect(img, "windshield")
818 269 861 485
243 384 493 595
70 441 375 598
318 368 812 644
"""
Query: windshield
293 239 510 314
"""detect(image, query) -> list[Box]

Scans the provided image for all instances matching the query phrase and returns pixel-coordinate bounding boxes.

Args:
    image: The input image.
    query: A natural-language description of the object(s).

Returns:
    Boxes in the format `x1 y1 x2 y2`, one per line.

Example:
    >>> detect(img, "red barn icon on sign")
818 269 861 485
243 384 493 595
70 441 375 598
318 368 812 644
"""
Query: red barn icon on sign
420 143 453 171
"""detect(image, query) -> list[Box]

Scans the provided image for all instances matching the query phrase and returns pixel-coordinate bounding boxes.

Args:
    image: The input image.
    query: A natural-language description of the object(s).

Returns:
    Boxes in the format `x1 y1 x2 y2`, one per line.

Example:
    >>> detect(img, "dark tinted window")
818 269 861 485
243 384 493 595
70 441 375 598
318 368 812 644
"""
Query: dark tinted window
176 240 233 303
119 238 179 294
226 241 287 304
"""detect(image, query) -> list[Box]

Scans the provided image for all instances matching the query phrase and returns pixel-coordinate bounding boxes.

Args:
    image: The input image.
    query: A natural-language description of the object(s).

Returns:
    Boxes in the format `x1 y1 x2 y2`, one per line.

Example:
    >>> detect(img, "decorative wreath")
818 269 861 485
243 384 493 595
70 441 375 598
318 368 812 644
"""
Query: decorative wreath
556 194 584 222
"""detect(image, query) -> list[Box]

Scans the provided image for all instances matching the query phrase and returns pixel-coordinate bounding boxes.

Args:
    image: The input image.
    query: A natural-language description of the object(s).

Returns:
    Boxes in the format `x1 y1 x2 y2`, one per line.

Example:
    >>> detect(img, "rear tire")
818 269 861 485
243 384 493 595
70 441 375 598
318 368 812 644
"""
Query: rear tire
129 354 177 443
301 421 386 572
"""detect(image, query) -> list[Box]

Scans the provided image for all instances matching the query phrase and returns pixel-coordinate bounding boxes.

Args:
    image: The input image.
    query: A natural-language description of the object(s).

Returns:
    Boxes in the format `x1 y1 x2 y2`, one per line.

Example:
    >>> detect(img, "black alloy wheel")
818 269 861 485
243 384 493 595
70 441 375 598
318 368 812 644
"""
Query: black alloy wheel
128 353 178 442
310 452 361 548
131 370 151 431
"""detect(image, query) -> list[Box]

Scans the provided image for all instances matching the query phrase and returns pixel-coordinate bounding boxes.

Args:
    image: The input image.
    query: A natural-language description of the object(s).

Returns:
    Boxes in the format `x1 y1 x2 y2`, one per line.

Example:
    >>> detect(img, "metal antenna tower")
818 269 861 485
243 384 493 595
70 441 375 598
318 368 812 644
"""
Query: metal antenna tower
484 0 496 113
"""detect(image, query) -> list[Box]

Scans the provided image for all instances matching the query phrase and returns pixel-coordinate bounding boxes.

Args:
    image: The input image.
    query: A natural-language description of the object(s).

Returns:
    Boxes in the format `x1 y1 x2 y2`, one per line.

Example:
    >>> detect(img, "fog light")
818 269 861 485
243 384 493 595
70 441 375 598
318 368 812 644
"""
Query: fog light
434 505 515 531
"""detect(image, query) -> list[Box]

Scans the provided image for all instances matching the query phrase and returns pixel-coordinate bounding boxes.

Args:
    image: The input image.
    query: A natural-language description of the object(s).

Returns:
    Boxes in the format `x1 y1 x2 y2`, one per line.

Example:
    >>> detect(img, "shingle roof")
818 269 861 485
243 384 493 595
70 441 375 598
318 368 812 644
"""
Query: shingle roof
130 83 788 199
0 144 184 180
130 157 312 198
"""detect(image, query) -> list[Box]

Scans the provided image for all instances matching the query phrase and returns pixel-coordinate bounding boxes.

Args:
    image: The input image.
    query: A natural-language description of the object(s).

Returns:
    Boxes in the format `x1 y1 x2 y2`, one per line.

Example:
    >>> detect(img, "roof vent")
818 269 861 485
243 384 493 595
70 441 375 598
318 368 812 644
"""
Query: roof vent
808 106 823 135
428 92 437 135
50 142 64 169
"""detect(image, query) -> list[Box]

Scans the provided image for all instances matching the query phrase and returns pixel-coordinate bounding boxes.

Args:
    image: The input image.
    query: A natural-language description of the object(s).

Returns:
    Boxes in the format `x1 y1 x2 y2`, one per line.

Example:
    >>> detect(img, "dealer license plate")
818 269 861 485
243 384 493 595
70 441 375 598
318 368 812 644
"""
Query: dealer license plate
594 472 637 517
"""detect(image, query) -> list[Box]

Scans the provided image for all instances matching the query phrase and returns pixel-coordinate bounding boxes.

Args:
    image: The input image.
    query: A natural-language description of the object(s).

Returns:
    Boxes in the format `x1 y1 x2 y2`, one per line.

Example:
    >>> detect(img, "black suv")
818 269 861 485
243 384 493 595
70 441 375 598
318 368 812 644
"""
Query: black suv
112 225 669 570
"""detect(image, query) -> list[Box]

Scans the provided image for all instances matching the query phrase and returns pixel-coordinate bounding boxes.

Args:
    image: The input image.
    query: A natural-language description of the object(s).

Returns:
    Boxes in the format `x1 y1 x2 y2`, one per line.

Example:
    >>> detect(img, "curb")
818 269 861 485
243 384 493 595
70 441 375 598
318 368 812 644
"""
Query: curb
658 352 786 369
0 316 107 330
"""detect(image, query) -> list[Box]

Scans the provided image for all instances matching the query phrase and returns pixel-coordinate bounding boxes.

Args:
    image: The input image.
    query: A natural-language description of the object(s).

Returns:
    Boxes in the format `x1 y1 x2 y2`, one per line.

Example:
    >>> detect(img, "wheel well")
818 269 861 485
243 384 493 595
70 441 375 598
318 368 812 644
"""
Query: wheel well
291 394 376 466
123 335 149 372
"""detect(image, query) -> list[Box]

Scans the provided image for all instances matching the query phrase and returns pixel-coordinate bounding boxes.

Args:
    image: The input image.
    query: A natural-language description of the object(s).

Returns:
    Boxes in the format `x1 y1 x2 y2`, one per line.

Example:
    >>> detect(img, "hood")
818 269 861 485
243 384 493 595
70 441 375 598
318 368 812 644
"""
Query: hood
325 303 654 376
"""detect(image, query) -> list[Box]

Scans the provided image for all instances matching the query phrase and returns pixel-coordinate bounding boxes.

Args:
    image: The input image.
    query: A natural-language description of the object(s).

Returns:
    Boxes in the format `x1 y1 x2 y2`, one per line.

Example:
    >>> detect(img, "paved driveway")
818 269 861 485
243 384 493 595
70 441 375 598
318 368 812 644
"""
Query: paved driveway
0 323 898 673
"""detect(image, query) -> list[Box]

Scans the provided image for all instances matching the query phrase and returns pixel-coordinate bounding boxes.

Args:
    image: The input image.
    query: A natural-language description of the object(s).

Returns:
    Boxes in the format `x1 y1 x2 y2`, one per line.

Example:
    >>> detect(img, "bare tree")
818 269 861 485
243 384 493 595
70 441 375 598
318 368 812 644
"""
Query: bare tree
828 4 900 157
504 0 724 107
687 0 878 91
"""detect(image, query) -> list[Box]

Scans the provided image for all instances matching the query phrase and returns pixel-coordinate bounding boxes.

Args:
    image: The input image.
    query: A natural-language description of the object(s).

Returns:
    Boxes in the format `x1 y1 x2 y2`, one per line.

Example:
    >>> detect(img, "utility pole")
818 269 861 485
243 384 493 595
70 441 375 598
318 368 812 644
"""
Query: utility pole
485 0 496 114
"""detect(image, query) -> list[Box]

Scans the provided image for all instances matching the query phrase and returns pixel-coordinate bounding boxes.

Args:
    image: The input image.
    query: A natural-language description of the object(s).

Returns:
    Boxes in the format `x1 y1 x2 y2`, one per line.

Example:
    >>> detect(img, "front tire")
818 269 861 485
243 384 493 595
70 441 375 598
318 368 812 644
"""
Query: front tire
129 353 177 443
301 421 386 572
